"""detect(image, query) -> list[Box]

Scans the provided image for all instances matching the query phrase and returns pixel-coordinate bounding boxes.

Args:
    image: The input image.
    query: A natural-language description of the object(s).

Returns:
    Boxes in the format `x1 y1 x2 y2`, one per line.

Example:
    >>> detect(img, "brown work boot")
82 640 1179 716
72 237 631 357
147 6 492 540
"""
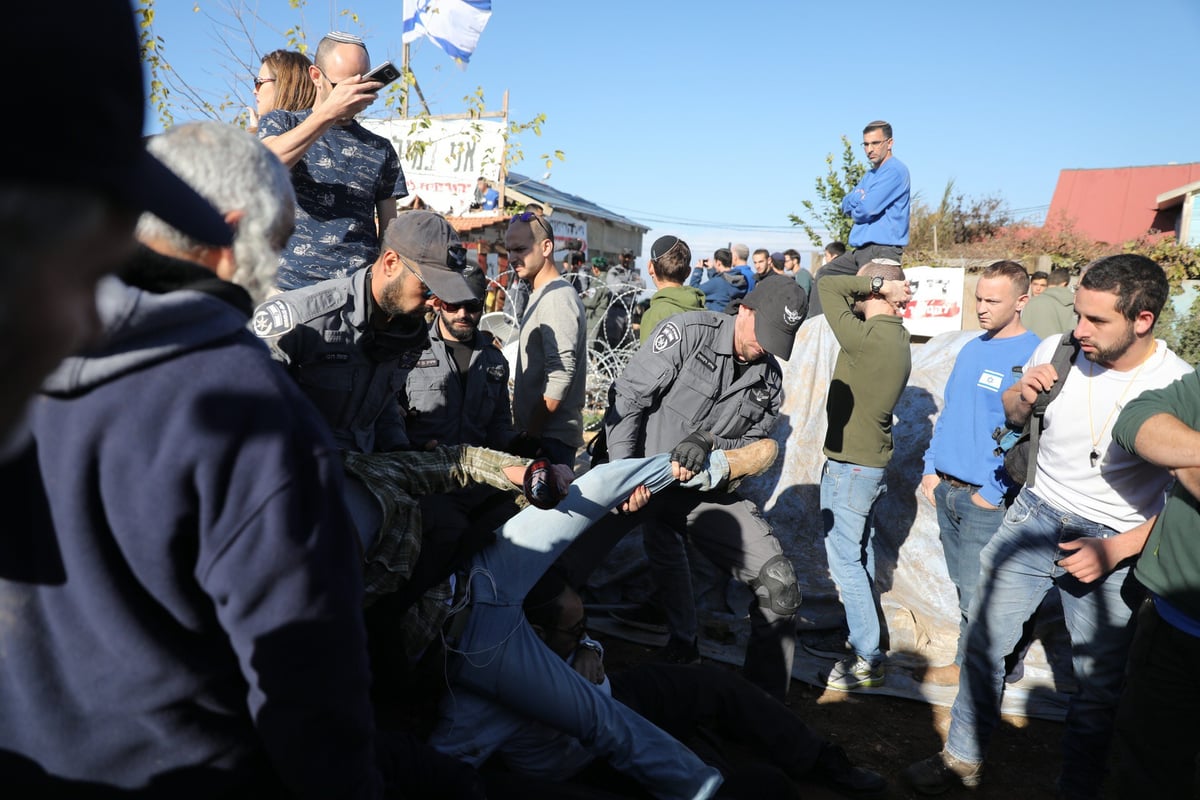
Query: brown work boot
915 663 960 686
724 439 778 481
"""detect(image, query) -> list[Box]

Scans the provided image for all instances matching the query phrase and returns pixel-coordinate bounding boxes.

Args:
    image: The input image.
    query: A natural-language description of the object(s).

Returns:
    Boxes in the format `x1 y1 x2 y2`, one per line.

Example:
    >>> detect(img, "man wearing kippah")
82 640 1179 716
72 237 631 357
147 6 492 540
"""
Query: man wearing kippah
639 235 705 343
260 32 408 290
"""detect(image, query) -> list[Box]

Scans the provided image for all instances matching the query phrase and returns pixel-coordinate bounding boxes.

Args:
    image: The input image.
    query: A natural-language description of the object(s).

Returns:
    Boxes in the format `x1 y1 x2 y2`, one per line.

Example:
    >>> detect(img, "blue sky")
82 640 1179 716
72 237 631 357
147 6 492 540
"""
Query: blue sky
148 0 1200 265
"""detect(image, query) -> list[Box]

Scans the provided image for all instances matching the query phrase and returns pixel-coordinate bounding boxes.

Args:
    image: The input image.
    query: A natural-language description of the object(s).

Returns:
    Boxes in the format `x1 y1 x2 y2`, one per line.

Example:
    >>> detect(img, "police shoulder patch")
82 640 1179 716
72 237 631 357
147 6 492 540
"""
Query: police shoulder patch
252 300 294 337
652 321 682 353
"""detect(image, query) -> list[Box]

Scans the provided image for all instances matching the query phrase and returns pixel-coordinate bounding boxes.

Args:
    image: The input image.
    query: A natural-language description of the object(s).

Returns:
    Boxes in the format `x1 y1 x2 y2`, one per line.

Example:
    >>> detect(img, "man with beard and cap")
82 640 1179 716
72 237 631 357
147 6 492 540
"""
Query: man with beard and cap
255 210 477 455
381 268 522 628
403 267 516 452
0 2 233 448
586 278 808 701
608 246 645 290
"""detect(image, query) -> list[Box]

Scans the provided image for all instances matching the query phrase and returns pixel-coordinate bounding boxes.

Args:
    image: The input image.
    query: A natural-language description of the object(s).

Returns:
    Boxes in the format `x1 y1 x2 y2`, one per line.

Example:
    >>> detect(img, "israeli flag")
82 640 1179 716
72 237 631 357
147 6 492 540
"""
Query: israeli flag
402 0 492 64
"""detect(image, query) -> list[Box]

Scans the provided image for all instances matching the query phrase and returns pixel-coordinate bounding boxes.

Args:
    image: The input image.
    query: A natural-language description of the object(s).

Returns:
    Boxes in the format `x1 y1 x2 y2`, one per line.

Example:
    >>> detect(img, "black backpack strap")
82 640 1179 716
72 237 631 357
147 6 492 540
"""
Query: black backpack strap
1025 334 1080 487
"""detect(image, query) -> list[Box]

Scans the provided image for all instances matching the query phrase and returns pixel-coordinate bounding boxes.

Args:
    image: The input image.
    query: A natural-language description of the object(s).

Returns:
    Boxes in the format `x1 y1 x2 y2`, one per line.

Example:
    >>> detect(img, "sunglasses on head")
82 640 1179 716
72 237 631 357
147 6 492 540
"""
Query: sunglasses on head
510 211 554 240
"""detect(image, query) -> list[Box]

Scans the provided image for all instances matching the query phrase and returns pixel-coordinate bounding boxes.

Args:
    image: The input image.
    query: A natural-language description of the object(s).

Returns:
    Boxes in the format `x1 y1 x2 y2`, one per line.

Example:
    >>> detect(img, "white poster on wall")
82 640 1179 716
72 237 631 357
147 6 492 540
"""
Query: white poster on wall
900 266 964 337
548 214 587 253
360 117 506 217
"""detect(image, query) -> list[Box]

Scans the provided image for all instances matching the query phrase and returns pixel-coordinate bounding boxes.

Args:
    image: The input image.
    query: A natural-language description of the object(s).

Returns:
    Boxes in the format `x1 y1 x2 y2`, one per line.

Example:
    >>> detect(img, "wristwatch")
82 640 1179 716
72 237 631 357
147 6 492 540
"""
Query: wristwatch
870 275 884 295
576 635 604 659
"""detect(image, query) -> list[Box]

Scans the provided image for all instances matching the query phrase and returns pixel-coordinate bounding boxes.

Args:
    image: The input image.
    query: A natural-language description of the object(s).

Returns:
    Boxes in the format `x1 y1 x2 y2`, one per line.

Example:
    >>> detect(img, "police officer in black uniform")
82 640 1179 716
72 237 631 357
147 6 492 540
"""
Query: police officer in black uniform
253 210 476 454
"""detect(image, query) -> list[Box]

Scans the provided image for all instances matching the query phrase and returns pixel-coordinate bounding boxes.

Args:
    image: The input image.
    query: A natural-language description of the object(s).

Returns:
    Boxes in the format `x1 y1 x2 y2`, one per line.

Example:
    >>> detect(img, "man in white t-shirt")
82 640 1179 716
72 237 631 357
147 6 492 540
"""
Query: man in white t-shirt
904 254 1191 799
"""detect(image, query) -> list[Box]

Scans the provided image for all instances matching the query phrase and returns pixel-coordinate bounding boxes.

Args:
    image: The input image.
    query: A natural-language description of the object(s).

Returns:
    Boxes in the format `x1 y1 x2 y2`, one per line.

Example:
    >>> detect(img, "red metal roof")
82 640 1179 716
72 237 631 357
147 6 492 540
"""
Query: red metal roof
1046 163 1200 244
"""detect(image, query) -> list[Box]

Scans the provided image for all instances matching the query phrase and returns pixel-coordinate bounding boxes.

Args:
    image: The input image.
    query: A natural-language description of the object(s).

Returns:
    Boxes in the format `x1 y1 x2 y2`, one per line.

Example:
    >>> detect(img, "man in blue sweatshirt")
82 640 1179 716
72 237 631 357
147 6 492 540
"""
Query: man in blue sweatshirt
0 123 480 799
808 120 910 317
917 261 1039 685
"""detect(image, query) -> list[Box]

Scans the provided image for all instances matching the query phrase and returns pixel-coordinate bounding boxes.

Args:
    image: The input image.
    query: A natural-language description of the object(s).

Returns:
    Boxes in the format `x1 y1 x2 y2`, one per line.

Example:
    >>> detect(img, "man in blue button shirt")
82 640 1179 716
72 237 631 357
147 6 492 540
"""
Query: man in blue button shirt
259 32 408 290
809 120 910 316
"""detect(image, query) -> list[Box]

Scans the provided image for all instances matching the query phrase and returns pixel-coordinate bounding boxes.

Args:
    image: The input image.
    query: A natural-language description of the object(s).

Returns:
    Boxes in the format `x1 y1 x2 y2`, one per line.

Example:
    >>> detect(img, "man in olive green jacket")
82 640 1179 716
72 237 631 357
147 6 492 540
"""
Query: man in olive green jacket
1021 268 1074 339
813 260 912 692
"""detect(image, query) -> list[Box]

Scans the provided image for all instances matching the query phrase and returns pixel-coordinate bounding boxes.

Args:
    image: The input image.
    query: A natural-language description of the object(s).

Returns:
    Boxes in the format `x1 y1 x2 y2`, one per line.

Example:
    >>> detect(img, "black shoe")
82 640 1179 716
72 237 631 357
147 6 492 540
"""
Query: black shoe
815 743 888 799
655 636 700 665
902 750 984 794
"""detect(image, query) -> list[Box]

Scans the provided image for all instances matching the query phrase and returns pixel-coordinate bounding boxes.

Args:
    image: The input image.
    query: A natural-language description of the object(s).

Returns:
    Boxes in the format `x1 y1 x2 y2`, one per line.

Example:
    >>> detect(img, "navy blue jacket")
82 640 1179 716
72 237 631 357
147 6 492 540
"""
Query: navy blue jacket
0 253 381 798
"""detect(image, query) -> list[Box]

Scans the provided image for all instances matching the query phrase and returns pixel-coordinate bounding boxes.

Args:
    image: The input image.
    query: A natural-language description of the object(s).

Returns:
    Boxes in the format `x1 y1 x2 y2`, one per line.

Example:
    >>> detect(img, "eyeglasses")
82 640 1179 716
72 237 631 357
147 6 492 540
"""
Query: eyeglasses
862 138 891 149
316 67 339 89
550 616 588 641
400 258 432 300
252 76 276 91
441 299 483 314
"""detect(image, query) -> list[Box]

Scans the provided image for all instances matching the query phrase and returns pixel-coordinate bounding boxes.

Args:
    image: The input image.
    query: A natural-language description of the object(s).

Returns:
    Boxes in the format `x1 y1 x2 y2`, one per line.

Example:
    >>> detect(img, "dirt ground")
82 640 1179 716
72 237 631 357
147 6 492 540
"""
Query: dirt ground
604 637 1069 799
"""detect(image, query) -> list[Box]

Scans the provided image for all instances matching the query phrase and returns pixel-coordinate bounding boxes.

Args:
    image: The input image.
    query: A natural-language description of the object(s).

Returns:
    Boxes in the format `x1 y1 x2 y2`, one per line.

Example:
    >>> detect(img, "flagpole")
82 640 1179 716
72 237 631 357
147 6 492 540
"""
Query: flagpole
499 89 509 209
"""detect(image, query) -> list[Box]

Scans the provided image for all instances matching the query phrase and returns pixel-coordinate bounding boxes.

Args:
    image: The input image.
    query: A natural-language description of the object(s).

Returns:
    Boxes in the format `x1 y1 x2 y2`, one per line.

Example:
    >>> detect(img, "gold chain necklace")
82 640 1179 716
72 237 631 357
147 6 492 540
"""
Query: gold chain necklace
1087 343 1155 467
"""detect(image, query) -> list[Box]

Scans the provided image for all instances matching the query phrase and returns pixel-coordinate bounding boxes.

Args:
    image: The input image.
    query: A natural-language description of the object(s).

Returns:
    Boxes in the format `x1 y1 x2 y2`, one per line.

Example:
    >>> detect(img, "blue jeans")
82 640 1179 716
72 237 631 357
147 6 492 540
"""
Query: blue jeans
933 481 1007 665
945 488 1141 798
443 453 728 800
820 459 887 663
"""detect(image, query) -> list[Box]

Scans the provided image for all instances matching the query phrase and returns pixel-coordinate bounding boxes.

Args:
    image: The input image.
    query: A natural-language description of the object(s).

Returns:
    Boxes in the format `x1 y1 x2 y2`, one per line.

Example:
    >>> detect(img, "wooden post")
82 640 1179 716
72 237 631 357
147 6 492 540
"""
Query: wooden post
498 90 510 211
400 43 410 119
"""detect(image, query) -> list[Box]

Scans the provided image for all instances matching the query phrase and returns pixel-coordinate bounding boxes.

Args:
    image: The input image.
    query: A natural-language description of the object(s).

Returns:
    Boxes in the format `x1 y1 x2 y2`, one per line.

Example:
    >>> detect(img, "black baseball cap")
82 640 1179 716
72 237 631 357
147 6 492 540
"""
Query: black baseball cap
4 3 232 248
739 275 807 360
383 211 477 304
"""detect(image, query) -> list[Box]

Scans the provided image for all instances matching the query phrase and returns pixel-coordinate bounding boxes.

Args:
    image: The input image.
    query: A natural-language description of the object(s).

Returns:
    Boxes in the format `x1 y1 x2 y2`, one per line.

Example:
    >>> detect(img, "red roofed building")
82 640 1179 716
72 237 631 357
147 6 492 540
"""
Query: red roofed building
1047 163 1200 245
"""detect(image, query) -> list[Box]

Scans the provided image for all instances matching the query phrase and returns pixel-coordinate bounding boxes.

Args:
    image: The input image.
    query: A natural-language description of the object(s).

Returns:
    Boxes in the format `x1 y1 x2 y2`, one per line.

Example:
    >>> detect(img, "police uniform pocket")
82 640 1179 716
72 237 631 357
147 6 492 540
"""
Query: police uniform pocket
672 379 719 427
731 392 770 436
297 364 355 426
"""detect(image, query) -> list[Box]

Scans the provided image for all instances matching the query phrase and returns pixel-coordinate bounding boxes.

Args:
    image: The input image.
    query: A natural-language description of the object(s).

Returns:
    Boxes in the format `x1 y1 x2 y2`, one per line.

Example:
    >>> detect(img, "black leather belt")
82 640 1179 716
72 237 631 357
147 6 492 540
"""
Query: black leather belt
937 470 980 490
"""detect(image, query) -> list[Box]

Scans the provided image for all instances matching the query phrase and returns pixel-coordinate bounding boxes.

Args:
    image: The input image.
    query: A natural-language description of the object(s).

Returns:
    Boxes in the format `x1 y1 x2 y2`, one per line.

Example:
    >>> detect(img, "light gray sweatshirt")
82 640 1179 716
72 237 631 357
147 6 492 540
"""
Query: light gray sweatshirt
513 276 588 448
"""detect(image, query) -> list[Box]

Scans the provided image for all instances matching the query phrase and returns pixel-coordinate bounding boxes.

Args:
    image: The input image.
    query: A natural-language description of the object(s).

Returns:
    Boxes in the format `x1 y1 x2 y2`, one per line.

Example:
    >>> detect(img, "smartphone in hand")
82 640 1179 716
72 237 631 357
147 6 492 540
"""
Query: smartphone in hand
363 61 401 87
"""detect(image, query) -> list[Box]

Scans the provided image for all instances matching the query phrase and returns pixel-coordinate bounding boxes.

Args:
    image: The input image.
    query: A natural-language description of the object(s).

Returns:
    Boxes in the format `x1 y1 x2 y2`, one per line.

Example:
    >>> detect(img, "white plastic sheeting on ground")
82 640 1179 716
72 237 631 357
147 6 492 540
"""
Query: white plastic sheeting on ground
585 317 1075 720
